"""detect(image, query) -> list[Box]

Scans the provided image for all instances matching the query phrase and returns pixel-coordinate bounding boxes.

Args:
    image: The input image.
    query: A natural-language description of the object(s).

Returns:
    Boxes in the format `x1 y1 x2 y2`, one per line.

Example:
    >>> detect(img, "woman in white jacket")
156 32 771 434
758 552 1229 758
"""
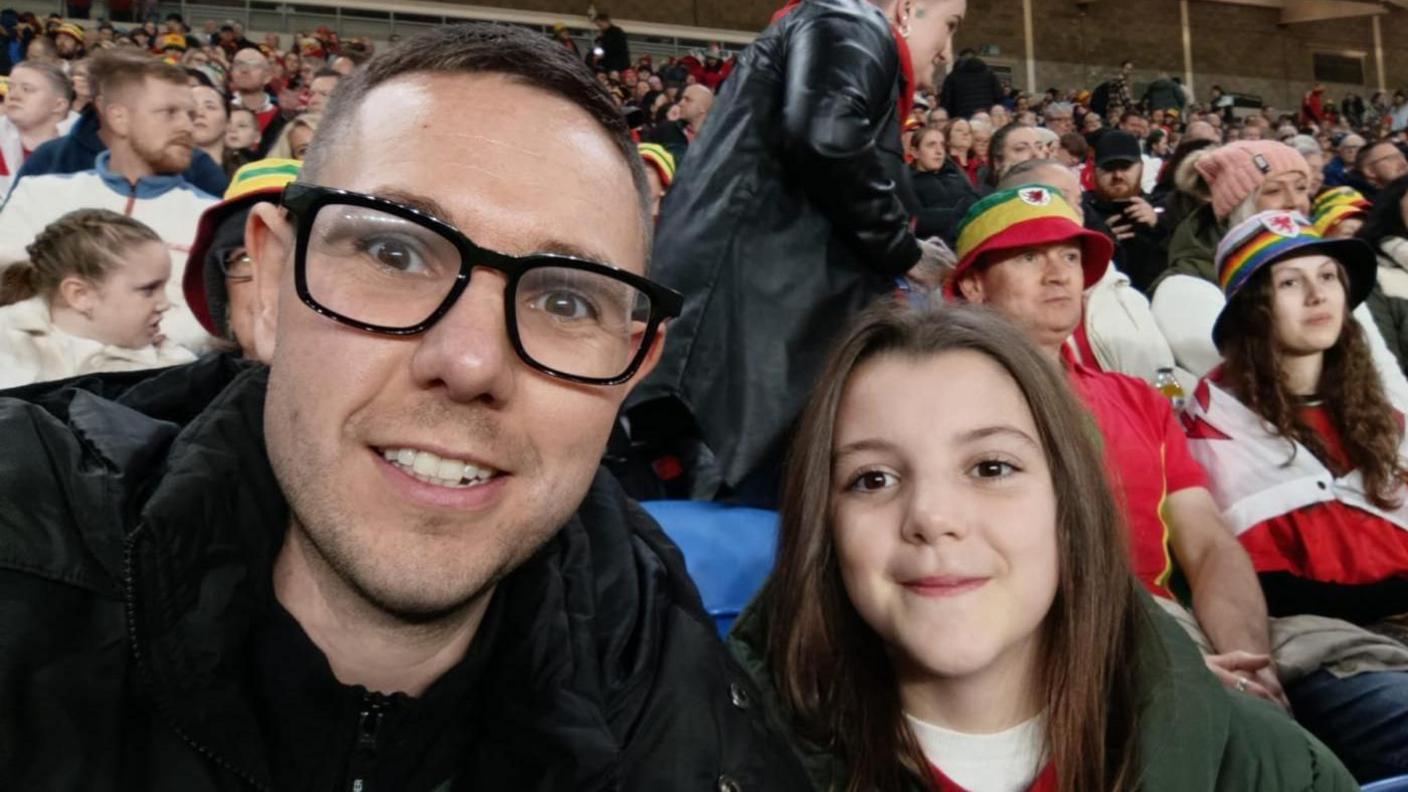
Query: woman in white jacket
0 209 194 389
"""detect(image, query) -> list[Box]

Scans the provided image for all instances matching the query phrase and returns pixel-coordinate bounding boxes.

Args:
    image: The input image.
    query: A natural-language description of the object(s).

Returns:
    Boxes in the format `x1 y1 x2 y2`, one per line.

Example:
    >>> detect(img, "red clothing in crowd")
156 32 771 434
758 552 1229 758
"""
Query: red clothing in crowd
1236 404 1408 586
958 155 986 188
0 145 31 178
1065 356 1210 598
929 763 1058 792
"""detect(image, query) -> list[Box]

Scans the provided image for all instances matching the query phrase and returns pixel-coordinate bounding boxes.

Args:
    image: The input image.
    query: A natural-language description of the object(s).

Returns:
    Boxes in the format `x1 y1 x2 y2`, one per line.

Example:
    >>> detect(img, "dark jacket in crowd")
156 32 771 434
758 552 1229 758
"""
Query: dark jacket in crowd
9 105 229 198
1084 190 1174 296
911 159 980 245
728 594 1357 791
938 54 1004 120
0 357 813 791
595 23 630 73
627 0 920 503
1143 77 1187 112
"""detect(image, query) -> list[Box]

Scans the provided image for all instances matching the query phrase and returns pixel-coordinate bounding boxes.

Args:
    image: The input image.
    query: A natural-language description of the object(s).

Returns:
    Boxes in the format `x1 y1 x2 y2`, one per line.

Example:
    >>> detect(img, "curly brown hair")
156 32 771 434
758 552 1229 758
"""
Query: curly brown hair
1219 264 1406 509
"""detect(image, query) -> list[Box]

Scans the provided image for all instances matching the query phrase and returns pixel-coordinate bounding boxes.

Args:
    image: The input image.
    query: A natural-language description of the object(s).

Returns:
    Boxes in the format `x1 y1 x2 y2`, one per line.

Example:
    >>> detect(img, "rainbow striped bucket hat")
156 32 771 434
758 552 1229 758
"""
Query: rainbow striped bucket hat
946 184 1113 299
1211 210 1375 349
1310 186 1371 237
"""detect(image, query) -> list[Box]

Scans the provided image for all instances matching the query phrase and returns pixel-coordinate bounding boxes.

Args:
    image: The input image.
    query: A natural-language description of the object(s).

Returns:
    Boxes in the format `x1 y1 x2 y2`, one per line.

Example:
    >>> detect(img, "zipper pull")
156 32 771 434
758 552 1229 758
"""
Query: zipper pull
348 693 387 792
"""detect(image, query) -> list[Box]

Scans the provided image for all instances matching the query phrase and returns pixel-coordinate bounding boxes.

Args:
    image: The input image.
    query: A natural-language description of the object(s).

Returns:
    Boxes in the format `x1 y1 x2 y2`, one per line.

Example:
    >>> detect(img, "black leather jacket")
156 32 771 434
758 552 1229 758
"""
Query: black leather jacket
629 0 919 498
0 358 811 791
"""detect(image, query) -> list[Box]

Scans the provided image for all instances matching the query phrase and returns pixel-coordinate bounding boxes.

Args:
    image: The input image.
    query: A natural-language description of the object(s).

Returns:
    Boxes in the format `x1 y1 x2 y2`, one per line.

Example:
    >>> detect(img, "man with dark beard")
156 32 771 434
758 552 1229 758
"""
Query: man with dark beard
0 50 218 352
1082 129 1172 295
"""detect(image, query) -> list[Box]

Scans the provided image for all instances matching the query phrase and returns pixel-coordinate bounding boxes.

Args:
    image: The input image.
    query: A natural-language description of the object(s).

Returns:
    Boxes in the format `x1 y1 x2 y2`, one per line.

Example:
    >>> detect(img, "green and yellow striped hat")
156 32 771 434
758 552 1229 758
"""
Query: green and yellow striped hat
946 184 1114 299
184 159 303 336
1310 186 1371 237
637 143 676 189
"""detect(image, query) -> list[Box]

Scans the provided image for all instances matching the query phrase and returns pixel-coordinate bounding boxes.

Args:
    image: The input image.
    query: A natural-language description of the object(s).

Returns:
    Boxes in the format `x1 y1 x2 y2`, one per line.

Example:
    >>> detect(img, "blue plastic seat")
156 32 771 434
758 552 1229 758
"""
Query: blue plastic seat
1365 776 1408 791
639 500 779 637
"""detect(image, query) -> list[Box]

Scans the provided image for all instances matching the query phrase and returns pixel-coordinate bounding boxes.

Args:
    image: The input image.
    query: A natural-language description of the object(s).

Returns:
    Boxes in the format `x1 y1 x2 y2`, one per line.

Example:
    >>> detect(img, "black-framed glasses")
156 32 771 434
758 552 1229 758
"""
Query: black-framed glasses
280 182 683 386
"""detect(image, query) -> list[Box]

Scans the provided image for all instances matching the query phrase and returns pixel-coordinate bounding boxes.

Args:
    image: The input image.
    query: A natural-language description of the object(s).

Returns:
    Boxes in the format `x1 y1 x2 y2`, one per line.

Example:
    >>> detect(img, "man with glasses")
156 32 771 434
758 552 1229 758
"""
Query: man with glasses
1355 140 1408 199
0 23 811 791
183 156 302 358
228 46 283 153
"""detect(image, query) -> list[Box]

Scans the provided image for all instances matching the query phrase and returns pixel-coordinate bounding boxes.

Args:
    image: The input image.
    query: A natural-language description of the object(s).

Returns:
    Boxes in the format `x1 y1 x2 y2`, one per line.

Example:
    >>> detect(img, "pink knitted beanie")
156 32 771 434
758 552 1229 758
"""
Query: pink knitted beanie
1195 141 1311 220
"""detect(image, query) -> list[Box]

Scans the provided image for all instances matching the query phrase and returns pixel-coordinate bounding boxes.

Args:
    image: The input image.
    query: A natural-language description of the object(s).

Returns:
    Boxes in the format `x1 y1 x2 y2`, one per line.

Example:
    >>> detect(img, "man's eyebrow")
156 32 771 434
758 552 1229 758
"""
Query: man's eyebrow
368 186 618 265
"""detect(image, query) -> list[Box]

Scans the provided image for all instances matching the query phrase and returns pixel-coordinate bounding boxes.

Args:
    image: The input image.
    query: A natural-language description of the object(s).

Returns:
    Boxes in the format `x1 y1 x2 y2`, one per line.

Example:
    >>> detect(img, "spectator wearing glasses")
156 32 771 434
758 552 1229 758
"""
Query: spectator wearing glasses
0 24 813 791
1356 140 1408 200
0 49 218 354
0 209 194 387
182 157 302 358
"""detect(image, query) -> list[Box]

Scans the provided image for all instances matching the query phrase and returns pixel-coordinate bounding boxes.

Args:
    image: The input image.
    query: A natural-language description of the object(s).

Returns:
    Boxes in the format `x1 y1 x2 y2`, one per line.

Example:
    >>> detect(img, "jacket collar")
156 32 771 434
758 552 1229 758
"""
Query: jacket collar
94 150 189 199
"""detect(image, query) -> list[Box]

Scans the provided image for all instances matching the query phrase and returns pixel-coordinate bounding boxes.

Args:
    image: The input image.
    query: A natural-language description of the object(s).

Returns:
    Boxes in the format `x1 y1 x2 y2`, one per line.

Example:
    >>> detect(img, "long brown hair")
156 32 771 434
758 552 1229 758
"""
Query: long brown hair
762 301 1148 792
1219 265 1406 509
0 209 162 306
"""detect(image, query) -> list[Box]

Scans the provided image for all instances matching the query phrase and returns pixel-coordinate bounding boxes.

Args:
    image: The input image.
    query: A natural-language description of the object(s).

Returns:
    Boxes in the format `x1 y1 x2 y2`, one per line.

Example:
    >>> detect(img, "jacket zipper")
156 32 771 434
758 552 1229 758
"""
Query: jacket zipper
123 526 272 791
347 692 389 792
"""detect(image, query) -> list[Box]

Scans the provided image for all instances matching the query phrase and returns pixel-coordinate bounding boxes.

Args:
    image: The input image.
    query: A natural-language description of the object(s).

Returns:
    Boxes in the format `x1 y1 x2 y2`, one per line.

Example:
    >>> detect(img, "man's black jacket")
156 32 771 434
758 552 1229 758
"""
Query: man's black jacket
0 356 810 791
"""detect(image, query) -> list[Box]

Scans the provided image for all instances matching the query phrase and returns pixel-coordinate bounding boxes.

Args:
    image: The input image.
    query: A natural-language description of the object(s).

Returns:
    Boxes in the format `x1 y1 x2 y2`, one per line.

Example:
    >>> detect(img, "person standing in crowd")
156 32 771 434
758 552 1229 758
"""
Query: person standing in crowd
626 0 964 505
0 209 193 387
947 117 983 187
910 124 979 244
1084 129 1171 295
550 22 578 56
1390 91 1408 134
10 50 227 197
731 301 1354 792
182 157 300 358
0 60 71 196
0 51 217 352
1143 72 1186 114
939 47 1003 120
1323 133 1365 189
0 24 814 791
1356 140 1408 200
590 11 630 73
1185 211 1408 783
949 187 1291 708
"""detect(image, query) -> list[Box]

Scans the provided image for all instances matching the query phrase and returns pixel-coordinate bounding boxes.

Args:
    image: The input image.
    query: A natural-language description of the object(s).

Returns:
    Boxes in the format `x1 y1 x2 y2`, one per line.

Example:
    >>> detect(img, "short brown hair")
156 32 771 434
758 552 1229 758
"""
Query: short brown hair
88 48 187 102
11 60 73 102
303 23 651 256
761 301 1149 792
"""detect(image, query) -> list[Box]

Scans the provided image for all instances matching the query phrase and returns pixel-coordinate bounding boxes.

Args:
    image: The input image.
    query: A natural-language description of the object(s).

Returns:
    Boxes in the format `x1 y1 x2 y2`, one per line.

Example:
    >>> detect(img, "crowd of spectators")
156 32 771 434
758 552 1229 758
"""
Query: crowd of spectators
2 2 1408 789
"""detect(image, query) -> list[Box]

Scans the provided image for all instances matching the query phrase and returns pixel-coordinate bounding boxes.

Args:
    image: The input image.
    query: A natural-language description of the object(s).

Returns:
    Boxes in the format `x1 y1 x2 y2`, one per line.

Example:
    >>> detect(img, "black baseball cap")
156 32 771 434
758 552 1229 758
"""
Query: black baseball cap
1095 130 1142 170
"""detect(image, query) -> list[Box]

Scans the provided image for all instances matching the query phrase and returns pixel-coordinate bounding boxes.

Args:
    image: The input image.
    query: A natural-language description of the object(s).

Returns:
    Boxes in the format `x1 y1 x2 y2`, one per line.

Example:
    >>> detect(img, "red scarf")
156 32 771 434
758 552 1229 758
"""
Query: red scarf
771 0 916 122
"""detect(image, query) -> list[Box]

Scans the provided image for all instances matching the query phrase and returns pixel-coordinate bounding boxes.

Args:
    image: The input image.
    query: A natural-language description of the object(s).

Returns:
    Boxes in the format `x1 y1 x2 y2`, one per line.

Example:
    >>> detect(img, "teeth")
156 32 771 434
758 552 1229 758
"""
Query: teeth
379 447 497 489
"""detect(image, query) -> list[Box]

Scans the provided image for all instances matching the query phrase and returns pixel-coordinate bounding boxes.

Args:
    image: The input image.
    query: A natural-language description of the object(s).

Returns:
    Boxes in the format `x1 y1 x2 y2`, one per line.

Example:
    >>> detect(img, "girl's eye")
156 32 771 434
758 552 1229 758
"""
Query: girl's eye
969 460 1017 479
848 470 897 492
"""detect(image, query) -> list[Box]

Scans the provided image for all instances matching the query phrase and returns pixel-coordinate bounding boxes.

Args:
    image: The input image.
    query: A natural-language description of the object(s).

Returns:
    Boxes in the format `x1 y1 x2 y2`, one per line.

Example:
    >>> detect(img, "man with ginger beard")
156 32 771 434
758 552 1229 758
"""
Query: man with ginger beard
0 50 217 352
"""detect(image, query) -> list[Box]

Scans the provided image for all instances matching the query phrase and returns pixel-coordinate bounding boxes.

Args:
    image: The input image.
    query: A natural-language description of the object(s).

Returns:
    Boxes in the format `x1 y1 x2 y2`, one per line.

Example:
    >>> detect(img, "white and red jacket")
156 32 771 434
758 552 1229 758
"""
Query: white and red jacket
1181 377 1408 539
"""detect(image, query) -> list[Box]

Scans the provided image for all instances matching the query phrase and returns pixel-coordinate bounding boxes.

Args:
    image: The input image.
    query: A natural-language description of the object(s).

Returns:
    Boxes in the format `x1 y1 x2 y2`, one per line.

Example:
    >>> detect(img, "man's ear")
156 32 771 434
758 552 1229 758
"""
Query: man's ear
625 322 668 392
957 271 986 304
103 102 130 139
246 201 293 363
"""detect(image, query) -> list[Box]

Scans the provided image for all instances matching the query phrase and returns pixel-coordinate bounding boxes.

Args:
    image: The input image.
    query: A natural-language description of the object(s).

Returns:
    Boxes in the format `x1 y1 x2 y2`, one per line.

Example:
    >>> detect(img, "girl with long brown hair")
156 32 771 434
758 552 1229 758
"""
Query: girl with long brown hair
730 299 1353 792
1184 209 1408 782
